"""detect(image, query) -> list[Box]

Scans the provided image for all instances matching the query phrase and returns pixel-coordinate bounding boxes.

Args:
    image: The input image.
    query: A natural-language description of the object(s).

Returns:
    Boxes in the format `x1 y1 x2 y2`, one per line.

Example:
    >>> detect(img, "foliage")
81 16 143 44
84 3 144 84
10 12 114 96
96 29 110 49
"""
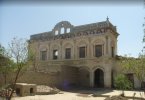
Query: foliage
27 48 38 71
143 17 145 45
0 44 15 85
119 57 136 72
9 37 28 63
0 44 5 56
114 74 133 90
117 17 145 89
7 37 29 100
118 55 145 89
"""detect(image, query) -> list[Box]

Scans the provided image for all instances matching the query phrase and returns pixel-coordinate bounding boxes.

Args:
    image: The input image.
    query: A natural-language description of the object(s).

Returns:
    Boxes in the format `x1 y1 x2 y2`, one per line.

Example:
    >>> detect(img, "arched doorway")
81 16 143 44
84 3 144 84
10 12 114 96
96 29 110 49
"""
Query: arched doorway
94 68 104 87
30 88 33 94
16 88 20 96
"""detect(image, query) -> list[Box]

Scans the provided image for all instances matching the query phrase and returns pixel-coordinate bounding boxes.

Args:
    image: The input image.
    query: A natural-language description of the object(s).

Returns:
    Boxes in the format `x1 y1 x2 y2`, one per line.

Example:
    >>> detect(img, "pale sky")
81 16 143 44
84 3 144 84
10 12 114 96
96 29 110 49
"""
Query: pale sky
0 1 145 57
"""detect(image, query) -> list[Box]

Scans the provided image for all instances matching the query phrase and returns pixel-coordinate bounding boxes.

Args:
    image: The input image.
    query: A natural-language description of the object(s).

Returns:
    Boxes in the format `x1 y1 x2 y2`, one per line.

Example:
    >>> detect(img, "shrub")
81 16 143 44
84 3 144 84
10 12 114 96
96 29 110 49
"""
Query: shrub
114 74 133 90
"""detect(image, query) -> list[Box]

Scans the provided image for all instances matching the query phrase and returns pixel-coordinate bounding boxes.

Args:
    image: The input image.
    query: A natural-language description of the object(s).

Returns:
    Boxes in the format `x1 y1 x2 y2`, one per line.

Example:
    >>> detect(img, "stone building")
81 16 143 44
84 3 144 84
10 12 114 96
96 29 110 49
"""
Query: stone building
28 18 119 88
15 83 36 96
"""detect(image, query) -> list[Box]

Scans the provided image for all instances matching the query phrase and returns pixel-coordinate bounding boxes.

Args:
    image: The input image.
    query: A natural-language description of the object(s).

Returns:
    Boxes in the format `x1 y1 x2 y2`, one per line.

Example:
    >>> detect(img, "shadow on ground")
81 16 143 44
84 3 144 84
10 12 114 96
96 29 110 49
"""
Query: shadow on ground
61 86 113 97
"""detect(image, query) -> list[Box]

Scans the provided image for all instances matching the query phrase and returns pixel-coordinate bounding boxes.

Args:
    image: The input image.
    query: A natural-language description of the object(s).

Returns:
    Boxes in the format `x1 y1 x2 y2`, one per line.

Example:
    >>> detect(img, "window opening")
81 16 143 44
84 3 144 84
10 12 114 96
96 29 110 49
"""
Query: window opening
53 50 58 60
66 28 70 33
60 27 65 34
40 51 47 61
65 48 71 59
95 45 102 57
55 30 58 35
79 46 86 58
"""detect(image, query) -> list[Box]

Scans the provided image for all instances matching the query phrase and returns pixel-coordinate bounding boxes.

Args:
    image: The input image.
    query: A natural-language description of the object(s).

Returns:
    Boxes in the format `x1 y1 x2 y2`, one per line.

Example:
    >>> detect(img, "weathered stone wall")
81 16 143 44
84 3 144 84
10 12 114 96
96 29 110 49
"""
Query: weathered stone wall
17 71 60 87
0 73 15 87
60 66 79 89
79 68 90 87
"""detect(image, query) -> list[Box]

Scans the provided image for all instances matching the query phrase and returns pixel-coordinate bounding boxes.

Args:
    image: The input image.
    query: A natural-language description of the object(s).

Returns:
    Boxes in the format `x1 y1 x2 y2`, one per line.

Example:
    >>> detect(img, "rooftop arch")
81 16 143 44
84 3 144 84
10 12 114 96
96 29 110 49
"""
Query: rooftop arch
52 21 73 35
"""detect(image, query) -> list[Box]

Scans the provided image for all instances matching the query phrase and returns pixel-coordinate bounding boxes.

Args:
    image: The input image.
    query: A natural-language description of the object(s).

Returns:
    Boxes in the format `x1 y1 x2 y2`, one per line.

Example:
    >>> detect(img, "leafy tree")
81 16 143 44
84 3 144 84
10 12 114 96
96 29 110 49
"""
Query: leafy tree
28 47 38 71
7 37 28 100
114 74 133 96
114 74 133 90
0 44 5 56
0 44 14 85
118 17 145 89
119 56 145 89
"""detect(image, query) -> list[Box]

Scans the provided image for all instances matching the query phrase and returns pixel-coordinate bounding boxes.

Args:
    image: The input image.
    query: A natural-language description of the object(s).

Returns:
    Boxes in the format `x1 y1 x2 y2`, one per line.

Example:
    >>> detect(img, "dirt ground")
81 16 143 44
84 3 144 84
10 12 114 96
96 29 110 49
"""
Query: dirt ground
11 89 145 100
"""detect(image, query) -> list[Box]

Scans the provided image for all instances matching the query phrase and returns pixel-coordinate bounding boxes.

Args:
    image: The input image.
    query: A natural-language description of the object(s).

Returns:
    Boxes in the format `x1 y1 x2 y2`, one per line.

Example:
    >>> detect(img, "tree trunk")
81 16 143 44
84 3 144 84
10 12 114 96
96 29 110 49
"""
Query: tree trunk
4 73 7 85
8 68 21 100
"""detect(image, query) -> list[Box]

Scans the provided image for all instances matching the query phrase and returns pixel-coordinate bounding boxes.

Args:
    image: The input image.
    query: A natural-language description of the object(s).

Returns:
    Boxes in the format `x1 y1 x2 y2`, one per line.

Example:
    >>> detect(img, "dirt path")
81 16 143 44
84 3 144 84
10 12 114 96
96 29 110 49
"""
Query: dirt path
11 90 145 100
12 91 105 100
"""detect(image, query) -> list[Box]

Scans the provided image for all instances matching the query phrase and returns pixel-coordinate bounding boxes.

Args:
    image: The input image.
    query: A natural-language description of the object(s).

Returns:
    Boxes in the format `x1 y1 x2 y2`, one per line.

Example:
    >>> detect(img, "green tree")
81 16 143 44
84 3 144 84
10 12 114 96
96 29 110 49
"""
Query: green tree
0 44 5 55
114 74 133 96
114 74 133 90
0 44 14 85
119 56 145 89
7 37 28 100
27 47 38 71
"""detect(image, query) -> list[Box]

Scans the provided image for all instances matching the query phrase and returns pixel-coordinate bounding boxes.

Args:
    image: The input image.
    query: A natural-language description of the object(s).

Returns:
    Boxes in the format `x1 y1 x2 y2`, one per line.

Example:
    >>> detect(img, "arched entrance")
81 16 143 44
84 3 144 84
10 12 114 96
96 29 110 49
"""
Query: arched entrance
16 88 20 96
94 68 104 87
30 88 33 94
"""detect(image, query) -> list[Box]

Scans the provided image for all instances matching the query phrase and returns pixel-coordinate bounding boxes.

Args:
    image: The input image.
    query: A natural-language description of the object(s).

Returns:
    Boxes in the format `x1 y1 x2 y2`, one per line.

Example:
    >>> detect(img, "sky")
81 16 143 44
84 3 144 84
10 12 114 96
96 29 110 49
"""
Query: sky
0 1 145 57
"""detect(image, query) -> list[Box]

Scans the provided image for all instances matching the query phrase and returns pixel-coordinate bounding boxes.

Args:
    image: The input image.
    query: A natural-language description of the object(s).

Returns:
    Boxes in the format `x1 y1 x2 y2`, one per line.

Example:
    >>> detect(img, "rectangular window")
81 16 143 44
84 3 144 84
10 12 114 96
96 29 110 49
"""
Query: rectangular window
40 51 47 61
95 45 102 57
79 47 86 58
53 50 58 60
65 48 71 59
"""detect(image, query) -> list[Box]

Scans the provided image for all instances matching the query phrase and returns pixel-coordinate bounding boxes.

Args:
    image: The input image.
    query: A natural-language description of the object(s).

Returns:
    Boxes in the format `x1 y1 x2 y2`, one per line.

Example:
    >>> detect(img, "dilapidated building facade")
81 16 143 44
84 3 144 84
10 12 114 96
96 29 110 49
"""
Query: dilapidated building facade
28 18 118 88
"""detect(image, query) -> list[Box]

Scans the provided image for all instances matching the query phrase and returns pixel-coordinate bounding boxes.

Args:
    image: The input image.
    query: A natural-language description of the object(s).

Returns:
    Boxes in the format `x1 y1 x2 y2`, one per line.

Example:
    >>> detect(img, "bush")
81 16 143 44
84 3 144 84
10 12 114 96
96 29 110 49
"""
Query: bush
114 74 133 90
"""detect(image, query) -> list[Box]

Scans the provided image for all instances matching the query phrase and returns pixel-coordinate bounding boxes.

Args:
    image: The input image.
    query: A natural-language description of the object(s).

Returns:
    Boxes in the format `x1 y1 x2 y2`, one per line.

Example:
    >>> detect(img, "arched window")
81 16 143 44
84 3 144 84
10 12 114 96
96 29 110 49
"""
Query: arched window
95 45 102 57
55 30 58 35
65 48 71 59
79 46 86 58
66 28 70 33
40 50 47 60
53 50 58 60
60 27 65 34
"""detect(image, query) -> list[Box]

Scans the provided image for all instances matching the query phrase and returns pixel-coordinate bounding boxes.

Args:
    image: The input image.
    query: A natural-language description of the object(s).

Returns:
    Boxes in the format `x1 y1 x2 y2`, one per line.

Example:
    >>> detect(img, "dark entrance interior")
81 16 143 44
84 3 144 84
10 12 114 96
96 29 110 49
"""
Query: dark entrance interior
94 69 104 88
126 73 134 88
30 88 33 94
16 88 20 95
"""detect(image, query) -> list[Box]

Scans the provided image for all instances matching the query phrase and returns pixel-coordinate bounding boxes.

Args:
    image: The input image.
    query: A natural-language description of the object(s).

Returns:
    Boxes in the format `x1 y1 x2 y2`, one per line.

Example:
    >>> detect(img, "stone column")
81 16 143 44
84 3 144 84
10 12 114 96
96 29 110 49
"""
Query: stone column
108 37 111 57
115 39 117 56
64 27 67 33
93 45 95 57
49 43 52 60
60 41 62 59
73 39 76 59
89 71 94 87
88 37 91 58
48 42 50 60
106 36 108 55
104 69 111 88
58 28 61 35
85 46 87 57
